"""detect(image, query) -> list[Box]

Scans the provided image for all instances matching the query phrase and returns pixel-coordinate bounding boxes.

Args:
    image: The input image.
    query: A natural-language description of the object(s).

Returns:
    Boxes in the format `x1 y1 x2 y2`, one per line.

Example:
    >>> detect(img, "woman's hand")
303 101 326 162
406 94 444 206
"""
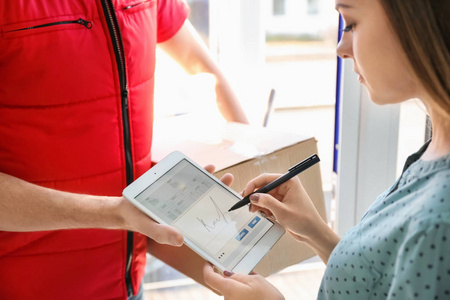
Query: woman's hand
245 174 322 242
244 174 340 263
203 262 284 300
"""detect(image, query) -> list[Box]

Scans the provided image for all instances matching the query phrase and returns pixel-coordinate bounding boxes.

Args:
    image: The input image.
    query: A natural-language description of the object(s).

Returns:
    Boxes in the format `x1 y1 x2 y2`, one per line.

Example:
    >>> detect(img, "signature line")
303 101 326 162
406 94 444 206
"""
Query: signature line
197 196 229 232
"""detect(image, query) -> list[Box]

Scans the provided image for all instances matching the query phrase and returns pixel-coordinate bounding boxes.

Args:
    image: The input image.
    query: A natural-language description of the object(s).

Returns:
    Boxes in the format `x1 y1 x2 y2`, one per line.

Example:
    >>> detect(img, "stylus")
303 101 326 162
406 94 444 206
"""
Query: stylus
228 154 320 212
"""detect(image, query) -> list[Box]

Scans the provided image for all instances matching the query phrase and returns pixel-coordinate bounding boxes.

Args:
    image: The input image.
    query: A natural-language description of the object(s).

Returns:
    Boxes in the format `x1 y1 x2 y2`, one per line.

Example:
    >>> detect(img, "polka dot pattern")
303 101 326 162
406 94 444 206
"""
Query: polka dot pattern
318 146 450 299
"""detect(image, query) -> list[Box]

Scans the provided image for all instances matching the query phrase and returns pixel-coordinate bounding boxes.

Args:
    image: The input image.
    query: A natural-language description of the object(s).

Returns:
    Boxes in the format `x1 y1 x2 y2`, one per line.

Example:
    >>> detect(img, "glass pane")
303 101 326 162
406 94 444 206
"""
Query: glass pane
273 0 286 15
307 0 319 14
265 1 338 191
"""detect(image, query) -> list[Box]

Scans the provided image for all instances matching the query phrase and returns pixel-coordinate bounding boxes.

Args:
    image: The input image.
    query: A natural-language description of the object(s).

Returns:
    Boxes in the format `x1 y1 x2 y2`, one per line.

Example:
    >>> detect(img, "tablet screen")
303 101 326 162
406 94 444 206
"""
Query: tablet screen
135 159 274 269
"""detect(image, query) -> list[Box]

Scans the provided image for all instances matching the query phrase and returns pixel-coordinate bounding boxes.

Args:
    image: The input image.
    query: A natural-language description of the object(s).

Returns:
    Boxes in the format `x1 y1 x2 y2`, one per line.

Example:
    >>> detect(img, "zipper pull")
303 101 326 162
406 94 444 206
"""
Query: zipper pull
122 90 129 108
124 2 145 9
77 18 93 29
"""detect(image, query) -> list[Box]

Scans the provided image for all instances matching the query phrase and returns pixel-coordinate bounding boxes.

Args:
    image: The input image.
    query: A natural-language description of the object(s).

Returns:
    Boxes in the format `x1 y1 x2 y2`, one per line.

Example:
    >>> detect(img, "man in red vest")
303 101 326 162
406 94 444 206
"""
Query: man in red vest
0 0 247 299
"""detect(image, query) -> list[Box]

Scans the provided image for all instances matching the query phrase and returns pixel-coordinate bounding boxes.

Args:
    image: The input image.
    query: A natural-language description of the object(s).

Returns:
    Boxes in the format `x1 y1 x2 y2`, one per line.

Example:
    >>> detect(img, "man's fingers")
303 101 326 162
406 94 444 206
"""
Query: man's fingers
219 173 234 187
204 165 233 187
146 222 184 246
204 164 216 174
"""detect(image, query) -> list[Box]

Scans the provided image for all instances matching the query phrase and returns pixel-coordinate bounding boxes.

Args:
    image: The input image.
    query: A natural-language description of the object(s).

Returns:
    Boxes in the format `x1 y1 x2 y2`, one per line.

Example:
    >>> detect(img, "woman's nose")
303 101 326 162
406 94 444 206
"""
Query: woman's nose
336 34 353 59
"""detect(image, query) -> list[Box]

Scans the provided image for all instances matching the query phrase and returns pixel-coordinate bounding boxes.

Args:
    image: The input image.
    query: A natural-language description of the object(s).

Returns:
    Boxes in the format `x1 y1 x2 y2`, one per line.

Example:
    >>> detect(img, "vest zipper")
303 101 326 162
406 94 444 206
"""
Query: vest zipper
100 0 135 297
5 18 92 32
124 1 150 9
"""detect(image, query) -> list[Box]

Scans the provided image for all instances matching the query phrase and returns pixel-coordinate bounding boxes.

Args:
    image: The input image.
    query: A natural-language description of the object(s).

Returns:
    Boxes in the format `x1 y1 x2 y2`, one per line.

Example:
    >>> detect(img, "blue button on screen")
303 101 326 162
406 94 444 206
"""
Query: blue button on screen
236 229 249 241
248 216 261 228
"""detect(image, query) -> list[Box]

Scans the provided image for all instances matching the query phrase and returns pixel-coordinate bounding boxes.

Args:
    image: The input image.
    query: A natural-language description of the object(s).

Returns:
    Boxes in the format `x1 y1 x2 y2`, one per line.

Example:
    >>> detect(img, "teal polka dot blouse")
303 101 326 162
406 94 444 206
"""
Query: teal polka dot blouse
318 142 450 299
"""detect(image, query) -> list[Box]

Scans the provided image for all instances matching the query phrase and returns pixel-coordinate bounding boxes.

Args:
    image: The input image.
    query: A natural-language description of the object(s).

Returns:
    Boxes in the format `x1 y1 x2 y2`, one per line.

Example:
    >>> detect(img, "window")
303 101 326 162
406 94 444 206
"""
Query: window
307 0 319 14
273 0 286 16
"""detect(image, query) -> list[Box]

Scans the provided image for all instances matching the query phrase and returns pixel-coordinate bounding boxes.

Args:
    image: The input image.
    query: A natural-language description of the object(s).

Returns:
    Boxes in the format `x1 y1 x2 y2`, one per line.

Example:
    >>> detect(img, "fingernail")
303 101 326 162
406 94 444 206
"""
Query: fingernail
170 234 183 246
259 210 267 218
223 270 234 277
250 194 259 203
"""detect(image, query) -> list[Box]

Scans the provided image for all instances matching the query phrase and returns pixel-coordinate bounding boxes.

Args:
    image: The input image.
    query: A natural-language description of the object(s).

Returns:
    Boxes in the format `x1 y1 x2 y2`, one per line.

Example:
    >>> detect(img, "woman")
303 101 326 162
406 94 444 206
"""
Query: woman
203 0 450 298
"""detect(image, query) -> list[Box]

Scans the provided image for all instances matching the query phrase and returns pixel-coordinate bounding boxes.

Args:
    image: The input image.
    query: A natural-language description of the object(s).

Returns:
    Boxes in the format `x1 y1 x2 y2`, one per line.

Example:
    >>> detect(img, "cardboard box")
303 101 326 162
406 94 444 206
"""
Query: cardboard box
149 115 326 283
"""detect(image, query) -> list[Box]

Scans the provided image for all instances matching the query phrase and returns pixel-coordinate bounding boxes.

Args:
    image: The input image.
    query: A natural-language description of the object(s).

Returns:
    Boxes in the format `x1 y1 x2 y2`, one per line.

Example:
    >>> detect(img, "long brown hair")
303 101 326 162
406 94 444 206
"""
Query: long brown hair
379 0 450 119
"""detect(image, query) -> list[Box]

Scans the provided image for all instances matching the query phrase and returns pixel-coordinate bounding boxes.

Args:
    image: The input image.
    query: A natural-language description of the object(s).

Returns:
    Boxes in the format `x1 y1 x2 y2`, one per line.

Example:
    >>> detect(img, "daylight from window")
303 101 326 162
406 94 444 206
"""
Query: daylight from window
147 0 339 298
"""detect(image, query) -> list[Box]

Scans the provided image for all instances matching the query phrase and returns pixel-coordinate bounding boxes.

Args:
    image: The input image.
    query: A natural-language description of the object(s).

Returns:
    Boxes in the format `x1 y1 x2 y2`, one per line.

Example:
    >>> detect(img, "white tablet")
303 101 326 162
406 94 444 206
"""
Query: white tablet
123 151 285 274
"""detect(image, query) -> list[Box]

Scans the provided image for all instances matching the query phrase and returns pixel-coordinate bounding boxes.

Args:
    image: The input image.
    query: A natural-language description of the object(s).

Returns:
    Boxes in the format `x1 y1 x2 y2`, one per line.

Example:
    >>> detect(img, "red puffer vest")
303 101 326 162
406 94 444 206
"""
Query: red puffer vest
0 0 188 299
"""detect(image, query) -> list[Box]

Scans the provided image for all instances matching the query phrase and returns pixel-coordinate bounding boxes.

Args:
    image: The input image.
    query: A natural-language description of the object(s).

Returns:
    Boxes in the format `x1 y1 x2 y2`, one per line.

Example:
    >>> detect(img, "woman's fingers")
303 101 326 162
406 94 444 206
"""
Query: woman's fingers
243 173 283 198
203 262 240 293
249 193 286 219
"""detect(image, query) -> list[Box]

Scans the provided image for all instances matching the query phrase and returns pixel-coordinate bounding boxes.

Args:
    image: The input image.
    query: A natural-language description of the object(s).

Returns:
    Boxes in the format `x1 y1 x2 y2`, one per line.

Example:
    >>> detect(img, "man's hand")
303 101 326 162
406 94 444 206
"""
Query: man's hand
119 164 233 247
119 197 184 246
